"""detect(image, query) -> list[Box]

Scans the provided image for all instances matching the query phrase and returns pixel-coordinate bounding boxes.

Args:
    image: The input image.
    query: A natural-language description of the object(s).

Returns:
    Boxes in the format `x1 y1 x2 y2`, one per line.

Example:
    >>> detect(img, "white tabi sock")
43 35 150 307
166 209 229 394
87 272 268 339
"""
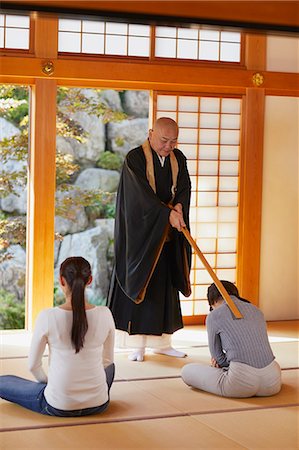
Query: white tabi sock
152 346 187 358
128 348 145 362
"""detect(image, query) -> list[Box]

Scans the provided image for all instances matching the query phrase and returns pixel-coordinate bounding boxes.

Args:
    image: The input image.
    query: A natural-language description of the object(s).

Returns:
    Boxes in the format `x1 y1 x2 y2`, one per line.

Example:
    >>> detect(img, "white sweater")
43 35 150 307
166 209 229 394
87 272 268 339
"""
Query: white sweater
28 306 115 410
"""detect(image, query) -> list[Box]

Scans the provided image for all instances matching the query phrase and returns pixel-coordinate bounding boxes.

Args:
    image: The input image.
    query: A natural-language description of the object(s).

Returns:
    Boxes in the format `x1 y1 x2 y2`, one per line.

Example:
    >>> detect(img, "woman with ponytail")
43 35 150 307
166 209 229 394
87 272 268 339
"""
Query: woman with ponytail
0 257 115 416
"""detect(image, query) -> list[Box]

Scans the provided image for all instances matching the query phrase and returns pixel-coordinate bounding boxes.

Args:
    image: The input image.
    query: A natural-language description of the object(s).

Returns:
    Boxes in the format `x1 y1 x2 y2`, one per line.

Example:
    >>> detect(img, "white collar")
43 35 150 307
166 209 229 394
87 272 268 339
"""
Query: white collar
157 154 165 167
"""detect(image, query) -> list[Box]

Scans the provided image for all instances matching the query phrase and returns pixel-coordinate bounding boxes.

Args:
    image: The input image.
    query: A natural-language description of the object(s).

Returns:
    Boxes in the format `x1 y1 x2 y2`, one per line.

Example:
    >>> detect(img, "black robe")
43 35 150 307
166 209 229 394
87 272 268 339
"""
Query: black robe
107 144 191 335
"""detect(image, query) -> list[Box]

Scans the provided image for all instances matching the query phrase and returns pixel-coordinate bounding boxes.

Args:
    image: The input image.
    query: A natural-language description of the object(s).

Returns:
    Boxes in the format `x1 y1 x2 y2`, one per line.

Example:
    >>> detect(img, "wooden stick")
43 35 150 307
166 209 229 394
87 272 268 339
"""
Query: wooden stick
181 227 243 319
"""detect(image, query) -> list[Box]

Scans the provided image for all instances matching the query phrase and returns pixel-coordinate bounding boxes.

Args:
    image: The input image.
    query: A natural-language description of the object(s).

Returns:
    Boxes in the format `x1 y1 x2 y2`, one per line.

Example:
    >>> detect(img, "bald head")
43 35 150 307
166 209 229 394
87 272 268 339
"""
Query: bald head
149 117 178 157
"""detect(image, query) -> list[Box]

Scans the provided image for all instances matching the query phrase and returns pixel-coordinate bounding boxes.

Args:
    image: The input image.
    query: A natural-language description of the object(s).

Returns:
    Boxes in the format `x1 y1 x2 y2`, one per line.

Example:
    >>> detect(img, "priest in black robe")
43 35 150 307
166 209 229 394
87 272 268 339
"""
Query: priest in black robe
108 117 192 361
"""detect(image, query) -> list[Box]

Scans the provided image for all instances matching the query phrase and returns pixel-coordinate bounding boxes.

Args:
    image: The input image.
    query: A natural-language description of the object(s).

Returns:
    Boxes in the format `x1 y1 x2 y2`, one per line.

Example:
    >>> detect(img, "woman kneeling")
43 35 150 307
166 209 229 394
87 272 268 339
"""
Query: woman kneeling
181 281 281 398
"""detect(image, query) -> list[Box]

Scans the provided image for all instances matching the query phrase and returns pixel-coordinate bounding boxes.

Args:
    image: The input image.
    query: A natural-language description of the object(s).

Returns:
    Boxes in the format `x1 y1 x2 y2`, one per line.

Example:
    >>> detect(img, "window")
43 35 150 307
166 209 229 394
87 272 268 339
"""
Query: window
0 14 30 50
156 93 241 316
58 19 150 57
0 85 29 329
155 26 241 62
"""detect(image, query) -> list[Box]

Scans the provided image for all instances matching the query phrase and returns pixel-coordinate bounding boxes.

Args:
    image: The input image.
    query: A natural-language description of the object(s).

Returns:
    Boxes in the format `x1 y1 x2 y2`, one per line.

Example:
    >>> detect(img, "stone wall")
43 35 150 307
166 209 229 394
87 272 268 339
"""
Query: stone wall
0 89 149 305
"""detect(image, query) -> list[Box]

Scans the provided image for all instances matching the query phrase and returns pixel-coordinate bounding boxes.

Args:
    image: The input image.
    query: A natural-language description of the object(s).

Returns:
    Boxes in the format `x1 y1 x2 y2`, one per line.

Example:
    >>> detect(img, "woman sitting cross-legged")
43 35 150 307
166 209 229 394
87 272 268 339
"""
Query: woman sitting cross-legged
0 256 115 416
181 281 281 398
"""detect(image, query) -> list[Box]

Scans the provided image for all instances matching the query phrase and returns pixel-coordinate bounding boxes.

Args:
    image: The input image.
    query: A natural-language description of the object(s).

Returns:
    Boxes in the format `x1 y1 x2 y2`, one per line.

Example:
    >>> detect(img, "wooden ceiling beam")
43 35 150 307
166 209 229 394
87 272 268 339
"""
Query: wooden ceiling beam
1 1 299 33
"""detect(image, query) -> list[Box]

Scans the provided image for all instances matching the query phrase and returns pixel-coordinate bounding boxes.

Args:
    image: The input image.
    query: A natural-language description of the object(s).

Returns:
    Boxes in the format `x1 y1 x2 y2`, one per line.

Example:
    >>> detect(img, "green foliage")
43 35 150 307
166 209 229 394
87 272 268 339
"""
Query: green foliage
56 153 80 186
0 86 126 257
96 151 123 171
56 187 115 221
0 290 25 330
0 86 29 127
53 283 65 307
115 137 125 147
89 296 107 306
0 217 26 260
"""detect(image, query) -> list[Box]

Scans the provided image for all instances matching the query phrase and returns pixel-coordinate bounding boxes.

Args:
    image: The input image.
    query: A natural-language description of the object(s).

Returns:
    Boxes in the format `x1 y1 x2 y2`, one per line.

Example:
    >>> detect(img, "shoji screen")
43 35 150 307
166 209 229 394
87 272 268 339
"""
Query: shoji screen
156 94 241 316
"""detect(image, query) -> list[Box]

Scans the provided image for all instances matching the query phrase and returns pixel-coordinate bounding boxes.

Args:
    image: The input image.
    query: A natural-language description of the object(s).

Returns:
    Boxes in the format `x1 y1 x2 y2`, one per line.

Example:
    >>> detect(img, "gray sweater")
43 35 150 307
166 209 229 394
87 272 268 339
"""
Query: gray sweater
206 296 275 368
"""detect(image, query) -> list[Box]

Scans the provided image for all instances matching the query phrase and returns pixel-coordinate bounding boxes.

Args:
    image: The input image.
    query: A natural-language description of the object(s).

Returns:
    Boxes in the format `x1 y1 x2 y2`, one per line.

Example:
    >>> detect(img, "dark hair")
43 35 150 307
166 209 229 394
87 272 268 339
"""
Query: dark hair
207 280 250 312
60 257 92 353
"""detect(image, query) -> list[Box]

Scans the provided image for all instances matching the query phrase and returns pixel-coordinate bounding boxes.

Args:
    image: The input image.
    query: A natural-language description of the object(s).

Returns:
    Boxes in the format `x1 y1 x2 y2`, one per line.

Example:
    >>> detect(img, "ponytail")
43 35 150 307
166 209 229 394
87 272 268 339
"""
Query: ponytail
60 257 91 353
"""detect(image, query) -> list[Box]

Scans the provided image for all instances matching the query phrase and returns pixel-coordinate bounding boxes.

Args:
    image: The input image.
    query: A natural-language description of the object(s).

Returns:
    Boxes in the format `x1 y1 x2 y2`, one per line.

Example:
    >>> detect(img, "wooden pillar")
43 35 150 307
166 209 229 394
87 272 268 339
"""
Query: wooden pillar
26 79 57 330
26 14 58 329
238 87 265 305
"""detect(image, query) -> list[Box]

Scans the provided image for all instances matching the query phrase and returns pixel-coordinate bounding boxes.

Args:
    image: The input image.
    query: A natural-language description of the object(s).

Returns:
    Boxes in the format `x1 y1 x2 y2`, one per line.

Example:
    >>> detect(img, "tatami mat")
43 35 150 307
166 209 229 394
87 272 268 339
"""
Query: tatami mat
0 416 247 449
193 406 299 449
1 321 298 449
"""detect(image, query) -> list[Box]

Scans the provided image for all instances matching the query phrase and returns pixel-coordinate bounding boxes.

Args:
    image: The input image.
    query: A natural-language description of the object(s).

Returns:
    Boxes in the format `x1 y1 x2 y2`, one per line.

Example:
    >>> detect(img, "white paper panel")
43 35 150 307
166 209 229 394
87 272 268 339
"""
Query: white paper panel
82 34 104 54
181 301 194 316
217 253 236 268
6 14 30 28
218 192 238 206
106 22 128 35
155 26 176 37
220 42 240 62
200 113 219 128
155 37 176 57
82 20 104 33
197 223 217 238
197 207 218 222
197 191 217 206
59 18 81 32
221 98 241 113
218 222 237 238
195 269 214 284
179 144 198 159
129 24 150 36
196 238 216 253
157 111 177 121
220 129 240 145
0 28 4 47
198 160 218 175
178 27 198 39
196 253 216 269
219 161 239 176
199 129 219 144
218 206 238 222
200 97 220 113
221 114 240 129
179 96 198 112
219 176 238 191
199 145 219 160
216 268 236 282
197 176 218 191
199 40 219 60
217 238 237 253
187 160 198 175
179 127 198 144
220 145 239 160
194 300 210 314
221 31 241 43
106 34 127 55
58 32 81 52
128 36 150 56
6 28 29 49
199 29 220 41
177 39 198 59
178 112 198 128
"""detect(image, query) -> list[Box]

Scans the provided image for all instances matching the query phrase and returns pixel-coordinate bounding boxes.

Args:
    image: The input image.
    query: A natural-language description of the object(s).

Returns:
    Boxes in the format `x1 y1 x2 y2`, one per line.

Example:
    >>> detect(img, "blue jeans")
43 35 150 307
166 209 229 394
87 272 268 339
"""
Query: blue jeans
0 363 115 417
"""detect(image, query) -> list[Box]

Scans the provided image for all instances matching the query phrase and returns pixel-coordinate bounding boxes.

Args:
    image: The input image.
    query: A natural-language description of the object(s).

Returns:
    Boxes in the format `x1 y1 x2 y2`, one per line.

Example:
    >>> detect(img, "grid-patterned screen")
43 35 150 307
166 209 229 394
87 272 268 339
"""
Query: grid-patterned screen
155 27 241 62
58 19 150 56
0 14 30 49
156 94 241 316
